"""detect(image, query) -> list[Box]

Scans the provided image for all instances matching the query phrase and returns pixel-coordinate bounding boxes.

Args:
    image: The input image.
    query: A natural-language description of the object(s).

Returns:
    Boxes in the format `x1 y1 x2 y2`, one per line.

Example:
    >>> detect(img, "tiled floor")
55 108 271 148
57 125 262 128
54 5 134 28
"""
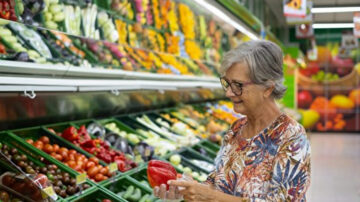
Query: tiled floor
307 133 360 202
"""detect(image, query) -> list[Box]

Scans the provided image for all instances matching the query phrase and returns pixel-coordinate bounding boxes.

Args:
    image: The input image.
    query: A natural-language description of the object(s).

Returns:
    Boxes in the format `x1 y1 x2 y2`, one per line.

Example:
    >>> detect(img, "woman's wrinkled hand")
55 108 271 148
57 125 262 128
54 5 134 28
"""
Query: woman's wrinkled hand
168 180 216 202
153 184 182 201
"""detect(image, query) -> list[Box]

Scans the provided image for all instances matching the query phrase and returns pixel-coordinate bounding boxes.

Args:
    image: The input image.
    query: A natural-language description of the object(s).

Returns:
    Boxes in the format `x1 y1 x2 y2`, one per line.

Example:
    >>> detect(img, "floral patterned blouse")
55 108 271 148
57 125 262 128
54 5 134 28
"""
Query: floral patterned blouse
206 114 311 202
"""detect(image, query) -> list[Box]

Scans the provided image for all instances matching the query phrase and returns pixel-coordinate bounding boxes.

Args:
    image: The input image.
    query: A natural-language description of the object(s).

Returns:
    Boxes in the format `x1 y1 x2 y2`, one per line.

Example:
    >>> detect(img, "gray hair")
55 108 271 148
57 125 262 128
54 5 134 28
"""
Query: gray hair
220 40 286 99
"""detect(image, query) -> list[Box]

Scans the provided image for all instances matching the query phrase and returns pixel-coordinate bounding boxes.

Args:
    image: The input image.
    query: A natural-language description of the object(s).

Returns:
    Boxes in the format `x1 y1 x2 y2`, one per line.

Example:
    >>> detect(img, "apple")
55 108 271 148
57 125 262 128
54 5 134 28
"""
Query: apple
297 91 313 108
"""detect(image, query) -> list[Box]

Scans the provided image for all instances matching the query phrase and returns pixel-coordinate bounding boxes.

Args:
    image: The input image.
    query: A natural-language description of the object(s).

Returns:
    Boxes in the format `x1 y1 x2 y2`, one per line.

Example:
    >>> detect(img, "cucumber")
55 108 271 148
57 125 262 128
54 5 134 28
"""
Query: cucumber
128 188 141 201
116 191 125 197
27 50 40 58
4 36 17 44
12 43 23 51
139 194 150 202
123 185 134 199
0 28 12 37
145 195 156 202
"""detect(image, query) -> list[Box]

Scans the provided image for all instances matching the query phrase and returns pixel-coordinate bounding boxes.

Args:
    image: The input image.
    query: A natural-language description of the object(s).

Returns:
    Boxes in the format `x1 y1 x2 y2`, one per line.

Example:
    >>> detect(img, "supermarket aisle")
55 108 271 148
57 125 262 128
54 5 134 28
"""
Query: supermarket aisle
307 133 360 202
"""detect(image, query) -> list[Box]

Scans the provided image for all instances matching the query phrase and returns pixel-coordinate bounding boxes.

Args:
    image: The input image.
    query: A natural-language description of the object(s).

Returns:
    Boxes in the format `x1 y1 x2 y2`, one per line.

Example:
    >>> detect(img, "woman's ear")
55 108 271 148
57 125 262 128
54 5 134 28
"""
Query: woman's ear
264 82 274 98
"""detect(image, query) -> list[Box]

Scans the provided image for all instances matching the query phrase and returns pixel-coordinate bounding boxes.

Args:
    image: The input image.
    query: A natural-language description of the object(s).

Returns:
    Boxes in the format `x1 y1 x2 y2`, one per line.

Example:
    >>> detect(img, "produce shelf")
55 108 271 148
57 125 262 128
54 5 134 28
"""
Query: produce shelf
0 132 96 201
68 187 125 202
0 60 219 81
10 124 117 185
101 175 158 202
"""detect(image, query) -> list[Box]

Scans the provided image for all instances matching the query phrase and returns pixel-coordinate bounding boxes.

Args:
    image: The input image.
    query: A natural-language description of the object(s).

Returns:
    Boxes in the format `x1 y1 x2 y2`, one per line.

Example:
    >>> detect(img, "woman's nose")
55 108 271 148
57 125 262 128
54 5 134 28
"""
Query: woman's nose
225 87 235 97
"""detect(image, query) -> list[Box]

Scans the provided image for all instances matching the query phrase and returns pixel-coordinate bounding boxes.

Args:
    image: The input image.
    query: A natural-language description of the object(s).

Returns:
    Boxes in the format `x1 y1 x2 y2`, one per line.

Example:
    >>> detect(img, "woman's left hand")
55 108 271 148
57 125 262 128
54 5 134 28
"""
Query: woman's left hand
168 180 216 202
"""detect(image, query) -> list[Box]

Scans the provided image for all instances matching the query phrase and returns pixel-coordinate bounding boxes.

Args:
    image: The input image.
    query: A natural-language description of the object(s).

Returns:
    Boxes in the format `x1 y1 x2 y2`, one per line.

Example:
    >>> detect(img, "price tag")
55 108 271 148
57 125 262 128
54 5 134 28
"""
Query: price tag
41 186 58 200
109 162 118 173
76 173 87 185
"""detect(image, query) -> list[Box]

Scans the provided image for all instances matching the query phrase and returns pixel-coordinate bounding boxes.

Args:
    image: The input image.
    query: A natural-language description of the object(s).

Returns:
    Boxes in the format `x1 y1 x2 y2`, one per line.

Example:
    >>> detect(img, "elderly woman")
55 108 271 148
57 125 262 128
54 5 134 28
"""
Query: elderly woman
154 40 311 201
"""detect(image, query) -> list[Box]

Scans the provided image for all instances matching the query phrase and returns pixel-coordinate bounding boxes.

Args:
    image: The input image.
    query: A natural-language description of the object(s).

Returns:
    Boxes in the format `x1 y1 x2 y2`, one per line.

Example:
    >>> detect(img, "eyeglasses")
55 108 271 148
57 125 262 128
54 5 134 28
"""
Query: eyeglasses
220 77 254 96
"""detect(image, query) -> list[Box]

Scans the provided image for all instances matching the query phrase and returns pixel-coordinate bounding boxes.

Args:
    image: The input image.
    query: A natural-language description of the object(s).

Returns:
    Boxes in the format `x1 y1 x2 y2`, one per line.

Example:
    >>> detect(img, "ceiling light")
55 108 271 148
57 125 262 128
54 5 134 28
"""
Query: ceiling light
312 7 360 13
312 23 354 29
193 0 259 40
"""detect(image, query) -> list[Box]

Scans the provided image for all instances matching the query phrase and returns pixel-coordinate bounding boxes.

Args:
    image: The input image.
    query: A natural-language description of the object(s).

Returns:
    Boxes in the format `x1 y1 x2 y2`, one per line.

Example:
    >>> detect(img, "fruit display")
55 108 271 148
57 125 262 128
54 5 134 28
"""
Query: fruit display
0 141 91 200
51 125 137 173
0 0 239 77
25 134 113 182
296 42 360 132
169 106 228 144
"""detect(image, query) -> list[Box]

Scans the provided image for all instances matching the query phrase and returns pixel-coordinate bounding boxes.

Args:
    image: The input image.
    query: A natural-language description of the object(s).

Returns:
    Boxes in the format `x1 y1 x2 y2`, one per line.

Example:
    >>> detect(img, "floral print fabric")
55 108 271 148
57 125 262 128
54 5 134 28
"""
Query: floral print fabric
206 114 311 202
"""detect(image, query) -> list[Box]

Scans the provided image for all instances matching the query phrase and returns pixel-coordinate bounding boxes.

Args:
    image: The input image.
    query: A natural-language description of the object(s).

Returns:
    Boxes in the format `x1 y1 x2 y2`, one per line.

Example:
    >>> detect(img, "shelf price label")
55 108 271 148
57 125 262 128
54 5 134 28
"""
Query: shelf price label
41 186 58 200
76 173 87 185
109 162 118 173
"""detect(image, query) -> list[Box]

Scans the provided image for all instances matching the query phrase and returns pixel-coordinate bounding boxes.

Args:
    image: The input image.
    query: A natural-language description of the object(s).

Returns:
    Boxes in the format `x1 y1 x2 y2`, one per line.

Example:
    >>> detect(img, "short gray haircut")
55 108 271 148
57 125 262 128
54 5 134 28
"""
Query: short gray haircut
220 40 286 99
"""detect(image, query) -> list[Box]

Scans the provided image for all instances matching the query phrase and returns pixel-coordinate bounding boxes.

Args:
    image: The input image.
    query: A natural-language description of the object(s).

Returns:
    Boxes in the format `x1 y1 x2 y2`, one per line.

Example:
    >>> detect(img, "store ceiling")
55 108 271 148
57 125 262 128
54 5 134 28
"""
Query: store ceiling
313 0 359 23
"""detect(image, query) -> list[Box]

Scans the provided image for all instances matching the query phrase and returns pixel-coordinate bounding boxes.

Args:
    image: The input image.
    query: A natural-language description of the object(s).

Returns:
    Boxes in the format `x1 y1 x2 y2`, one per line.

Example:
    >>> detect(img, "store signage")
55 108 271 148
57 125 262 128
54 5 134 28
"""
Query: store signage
354 12 360 38
286 1 312 24
283 0 307 17
296 23 313 38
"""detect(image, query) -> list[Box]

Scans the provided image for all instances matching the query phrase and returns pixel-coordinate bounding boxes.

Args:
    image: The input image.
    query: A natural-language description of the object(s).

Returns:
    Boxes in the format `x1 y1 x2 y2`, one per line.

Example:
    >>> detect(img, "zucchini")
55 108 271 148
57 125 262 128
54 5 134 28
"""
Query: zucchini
128 188 141 201
123 185 134 199
139 194 150 202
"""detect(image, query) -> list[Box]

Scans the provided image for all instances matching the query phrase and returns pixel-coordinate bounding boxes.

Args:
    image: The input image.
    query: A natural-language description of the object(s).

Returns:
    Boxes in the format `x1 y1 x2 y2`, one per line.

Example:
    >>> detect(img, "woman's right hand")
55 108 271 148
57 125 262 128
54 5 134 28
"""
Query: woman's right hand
153 184 182 201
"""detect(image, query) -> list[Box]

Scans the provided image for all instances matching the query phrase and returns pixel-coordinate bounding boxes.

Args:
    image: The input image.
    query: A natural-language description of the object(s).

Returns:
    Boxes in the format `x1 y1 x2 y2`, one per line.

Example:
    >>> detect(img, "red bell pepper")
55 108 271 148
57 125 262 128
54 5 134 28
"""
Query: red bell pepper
147 160 177 190
62 126 79 141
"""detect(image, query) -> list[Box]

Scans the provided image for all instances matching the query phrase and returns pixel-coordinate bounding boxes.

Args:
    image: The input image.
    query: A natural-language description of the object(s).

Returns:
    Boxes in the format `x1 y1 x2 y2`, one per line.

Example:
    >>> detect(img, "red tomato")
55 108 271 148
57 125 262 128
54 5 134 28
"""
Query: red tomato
43 144 54 154
34 141 44 150
87 166 99 178
39 136 50 144
86 161 95 170
59 147 68 154
89 157 99 165
68 149 77 155
99 167 108 175
66 154 76 162
95 173 104 182
59 151 68 160
26 139 34 144
52 144 60 152
54 154 63 161
67 160 76 169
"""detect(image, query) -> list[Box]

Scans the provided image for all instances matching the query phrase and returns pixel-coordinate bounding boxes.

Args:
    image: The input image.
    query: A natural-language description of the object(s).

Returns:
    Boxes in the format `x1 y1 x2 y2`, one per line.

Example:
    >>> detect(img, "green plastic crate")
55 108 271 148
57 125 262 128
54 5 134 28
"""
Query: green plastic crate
69 119 146 175
0 132 96 201
165 149 213 175
199 140 220 153
102 175 160 202
98 118 147 140
10 124 115 185
69 187 125 202
191 144 217 160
